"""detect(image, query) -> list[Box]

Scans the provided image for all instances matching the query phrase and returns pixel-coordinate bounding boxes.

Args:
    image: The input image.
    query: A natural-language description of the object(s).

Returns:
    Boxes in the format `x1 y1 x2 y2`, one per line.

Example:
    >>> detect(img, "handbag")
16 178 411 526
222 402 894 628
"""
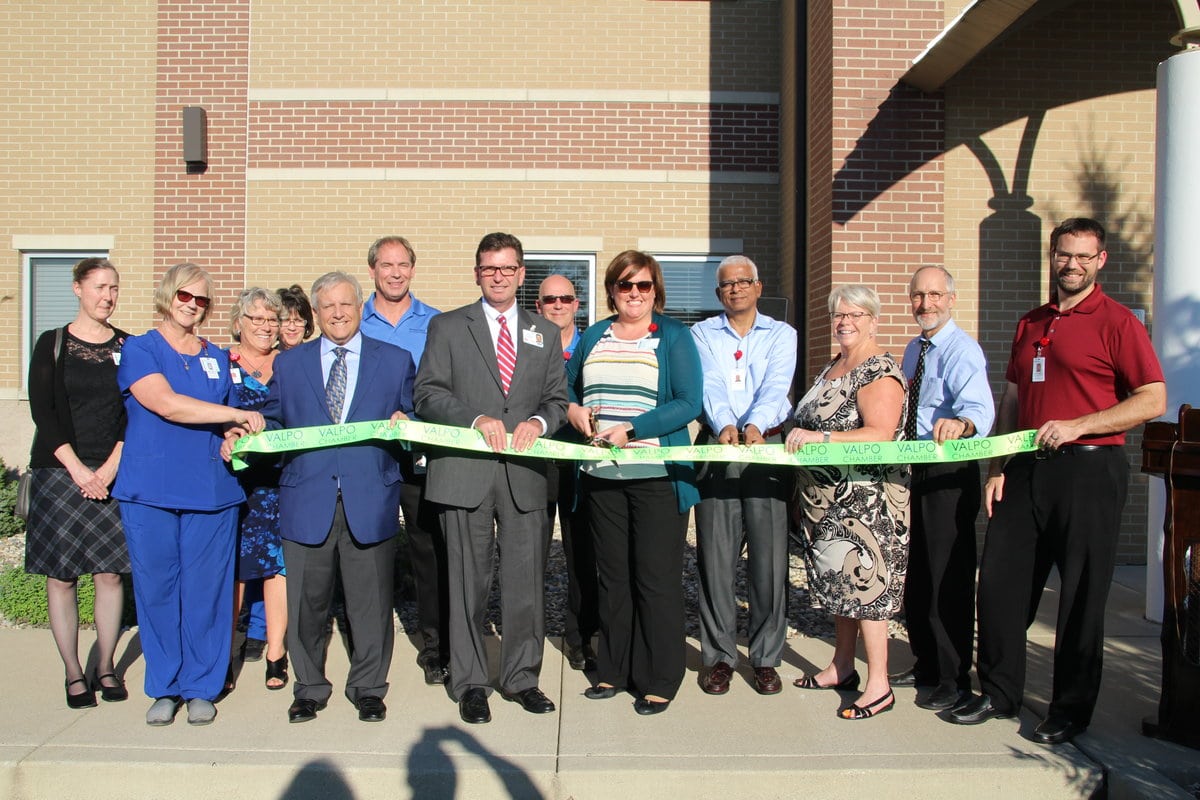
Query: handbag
14 471 32 521
16 328 67 522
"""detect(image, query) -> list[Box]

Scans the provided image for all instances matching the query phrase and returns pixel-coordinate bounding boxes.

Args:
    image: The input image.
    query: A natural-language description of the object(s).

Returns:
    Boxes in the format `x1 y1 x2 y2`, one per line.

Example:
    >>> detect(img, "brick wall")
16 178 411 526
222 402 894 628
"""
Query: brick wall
155 1 250 332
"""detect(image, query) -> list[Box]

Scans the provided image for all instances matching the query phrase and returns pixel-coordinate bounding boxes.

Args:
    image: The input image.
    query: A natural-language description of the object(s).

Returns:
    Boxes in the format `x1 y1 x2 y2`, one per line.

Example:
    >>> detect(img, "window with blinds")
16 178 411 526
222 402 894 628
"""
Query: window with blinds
518 254 597 329
655 254 725 326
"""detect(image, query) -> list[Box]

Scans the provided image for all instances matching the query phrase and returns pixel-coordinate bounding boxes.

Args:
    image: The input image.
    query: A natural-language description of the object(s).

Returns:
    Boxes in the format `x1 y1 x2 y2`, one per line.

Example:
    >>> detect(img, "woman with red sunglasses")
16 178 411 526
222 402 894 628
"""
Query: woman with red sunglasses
112 262 265 727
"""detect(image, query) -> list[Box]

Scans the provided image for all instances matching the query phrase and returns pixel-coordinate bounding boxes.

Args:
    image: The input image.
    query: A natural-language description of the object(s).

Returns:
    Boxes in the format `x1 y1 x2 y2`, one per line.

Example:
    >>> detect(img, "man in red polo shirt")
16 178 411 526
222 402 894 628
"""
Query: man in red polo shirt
948 217 1165 745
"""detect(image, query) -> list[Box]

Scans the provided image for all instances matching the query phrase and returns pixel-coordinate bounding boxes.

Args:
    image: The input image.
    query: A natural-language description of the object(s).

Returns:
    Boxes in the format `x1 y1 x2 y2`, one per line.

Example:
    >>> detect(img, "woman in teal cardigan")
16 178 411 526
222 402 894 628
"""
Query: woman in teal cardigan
564 250 703 715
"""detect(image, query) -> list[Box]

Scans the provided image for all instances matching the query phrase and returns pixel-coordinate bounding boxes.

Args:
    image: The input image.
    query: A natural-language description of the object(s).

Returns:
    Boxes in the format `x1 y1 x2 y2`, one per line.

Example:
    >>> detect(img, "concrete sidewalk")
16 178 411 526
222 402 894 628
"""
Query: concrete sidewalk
0 566 1197 800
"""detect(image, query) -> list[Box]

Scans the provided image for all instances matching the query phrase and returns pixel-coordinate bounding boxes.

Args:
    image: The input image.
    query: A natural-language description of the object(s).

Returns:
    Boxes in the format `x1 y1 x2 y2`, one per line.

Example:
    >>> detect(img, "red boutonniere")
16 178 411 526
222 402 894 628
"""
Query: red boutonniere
1038 337 1050 348
563 350 570 361
734 349 743 361
648 323 658 334
229 351 241 362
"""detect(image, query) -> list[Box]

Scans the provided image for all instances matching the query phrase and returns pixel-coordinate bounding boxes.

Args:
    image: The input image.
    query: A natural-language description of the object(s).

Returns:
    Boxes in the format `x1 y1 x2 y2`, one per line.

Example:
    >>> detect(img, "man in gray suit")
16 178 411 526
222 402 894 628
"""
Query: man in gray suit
415 232 568 724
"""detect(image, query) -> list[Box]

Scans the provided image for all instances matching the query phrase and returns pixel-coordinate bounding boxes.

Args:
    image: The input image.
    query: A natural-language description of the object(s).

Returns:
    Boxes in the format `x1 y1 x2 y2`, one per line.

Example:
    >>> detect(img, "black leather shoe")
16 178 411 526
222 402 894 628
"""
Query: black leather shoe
947 693 1013 725
634 697 670 716
421 662 449 686
355 695 386 722
699 662 733 695
502 687 556 714
889 667 936 688
584 685 620 700
565 643 597 671
1033 716 1087 745
459 688 491 724
916 684 969 711
287 698 326 723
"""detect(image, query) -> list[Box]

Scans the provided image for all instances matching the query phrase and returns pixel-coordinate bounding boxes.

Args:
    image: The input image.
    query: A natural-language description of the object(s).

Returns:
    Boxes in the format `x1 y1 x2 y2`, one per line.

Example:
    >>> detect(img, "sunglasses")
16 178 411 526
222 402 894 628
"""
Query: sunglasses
175 289 211 309
540 294 576 305
615 280 654 293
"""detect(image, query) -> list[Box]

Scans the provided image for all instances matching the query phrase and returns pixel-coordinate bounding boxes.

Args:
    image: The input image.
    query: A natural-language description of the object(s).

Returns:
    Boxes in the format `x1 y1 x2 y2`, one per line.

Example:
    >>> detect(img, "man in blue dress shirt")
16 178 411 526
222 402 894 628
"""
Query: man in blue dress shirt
360 235 449 686
691 255 797 697
891 265 995 711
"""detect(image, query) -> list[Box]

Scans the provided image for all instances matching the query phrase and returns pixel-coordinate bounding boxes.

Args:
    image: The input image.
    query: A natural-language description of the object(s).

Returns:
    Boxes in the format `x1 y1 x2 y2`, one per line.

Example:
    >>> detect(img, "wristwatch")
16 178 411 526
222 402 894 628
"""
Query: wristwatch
822 430 831 444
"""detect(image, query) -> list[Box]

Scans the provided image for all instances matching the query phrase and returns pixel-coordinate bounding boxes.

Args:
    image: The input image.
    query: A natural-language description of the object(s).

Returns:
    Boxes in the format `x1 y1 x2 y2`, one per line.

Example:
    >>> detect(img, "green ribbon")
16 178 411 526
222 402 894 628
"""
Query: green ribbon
230 419 1037 471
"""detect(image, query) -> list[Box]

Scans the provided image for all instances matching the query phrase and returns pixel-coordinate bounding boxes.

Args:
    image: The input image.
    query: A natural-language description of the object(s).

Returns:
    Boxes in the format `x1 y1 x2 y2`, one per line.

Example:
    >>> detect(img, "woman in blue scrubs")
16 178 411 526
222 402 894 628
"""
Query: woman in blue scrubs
113 263 265 727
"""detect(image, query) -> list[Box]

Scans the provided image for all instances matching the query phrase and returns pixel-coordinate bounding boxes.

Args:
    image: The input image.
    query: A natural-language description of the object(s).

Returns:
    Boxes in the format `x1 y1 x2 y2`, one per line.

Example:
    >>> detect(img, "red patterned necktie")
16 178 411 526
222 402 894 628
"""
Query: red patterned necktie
497 315 516 395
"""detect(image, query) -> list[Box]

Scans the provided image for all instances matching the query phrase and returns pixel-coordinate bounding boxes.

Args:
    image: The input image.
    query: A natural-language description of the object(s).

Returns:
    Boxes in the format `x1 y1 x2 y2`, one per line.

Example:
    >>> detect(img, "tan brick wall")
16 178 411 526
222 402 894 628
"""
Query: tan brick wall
249 0 779 93
245 181 779 314
1 2 159 388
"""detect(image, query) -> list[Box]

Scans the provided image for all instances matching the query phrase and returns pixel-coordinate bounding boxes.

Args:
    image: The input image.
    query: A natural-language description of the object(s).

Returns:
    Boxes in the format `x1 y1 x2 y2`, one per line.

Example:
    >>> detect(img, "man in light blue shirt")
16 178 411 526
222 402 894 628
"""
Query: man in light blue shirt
360 236 449 686
691 255 797 697
892 265 995 711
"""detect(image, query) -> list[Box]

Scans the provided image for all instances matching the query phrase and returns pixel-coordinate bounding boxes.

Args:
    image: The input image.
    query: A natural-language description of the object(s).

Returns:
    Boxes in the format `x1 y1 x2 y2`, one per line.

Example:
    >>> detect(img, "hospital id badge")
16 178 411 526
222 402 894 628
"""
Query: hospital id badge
1031 356 1046 383
231 367 243 384
730 366 746 392
200 356 221 379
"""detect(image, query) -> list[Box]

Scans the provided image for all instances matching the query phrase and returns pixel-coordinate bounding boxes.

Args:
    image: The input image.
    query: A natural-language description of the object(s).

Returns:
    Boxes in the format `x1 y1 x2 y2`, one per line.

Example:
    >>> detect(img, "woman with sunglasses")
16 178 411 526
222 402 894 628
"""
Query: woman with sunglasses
565 250 702 716
112 263 265 727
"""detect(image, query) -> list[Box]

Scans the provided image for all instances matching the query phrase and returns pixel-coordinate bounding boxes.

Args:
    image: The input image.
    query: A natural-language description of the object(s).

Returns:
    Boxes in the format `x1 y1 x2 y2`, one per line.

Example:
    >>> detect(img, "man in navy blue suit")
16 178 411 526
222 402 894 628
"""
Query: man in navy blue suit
260 271 415 724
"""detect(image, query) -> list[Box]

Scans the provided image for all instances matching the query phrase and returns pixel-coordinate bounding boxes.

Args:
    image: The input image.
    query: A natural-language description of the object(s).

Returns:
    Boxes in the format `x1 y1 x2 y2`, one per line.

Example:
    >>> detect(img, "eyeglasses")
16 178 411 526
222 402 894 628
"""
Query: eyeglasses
540 295 576 305
244 315 280 328
175 289 211 309
616 280 654 293
910 291 948 303
1052 251 1101 267
476 265 520 277
717 278 758 291
830 311 871 322
281 317 306 328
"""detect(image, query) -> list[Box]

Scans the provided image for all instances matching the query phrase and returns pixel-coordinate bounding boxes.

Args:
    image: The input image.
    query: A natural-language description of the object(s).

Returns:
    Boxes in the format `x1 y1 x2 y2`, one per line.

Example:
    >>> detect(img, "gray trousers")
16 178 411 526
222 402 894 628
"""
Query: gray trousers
695 460 790 668
284 497 396 704
441 467 547 700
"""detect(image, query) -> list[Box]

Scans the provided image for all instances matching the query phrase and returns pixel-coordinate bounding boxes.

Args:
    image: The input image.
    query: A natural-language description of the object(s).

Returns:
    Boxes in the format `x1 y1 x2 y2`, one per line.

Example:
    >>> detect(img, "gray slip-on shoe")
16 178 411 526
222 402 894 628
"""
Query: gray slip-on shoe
146 696 182 726
186 698 217 726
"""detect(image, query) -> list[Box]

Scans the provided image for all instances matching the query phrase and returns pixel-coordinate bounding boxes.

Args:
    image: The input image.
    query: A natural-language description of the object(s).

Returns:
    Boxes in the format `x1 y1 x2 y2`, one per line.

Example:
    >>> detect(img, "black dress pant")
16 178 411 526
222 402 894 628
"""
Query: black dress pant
585 474 687 700
545 460 599 650
398 477 449 668
903 461 980 690
976 448 1127 725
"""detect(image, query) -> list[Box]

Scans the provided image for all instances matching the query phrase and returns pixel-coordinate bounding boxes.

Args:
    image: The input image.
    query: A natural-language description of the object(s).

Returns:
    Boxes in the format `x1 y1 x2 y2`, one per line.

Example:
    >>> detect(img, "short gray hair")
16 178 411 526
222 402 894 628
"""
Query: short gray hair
828 284 880 318
229 287 282 341
310 272 363 305
717 254 759 281
908 266 957 296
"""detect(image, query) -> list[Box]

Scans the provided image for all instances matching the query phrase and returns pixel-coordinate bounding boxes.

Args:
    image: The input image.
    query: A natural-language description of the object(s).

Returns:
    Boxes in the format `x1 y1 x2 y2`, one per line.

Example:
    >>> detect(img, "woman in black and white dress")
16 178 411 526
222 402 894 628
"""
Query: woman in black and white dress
25 257 130 709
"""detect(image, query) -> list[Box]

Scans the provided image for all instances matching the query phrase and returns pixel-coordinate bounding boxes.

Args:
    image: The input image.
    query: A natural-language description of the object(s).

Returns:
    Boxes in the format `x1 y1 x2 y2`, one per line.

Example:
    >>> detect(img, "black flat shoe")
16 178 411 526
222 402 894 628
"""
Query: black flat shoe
947 693 1014 726
65 677 97 709
265 655 288 690
1032 716 1087 745
287 698 326 724
584 684 620 700
93 672 128 703
793 670 860 691
634 697 670 716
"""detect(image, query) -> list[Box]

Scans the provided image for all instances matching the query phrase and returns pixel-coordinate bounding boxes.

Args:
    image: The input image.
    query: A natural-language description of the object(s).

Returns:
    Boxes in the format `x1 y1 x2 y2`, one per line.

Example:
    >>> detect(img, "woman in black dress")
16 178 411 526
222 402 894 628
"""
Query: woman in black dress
26 257 130 708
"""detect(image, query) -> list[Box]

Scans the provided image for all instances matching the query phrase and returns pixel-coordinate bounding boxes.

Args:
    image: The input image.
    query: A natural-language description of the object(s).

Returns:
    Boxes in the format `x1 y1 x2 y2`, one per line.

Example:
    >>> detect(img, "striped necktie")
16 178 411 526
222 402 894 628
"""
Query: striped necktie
496 314 516 395
903 338 930 441
326 346 348 423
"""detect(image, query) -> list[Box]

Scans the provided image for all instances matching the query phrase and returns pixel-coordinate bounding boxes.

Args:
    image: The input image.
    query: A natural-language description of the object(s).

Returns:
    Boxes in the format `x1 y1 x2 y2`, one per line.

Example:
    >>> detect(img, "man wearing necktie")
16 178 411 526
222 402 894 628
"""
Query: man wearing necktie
258 272 416 724
890 266 995 712
415 233 568 724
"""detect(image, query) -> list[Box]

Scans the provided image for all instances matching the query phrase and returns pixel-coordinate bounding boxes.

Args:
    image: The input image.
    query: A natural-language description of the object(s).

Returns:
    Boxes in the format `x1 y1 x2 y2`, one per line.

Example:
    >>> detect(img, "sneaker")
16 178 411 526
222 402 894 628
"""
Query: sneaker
186 698 217 726
146 696 182 726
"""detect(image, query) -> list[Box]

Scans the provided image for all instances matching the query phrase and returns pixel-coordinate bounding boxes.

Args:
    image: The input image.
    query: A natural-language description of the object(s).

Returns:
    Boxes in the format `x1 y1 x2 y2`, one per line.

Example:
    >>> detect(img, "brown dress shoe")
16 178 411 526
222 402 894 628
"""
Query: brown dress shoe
699 662 733 695
753 666 782 695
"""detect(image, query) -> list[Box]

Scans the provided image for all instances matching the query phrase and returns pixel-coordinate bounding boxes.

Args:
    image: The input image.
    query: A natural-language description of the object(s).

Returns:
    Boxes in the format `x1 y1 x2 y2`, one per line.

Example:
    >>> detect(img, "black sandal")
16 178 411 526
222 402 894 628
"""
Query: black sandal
93 672 128 702
265 655 289 690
